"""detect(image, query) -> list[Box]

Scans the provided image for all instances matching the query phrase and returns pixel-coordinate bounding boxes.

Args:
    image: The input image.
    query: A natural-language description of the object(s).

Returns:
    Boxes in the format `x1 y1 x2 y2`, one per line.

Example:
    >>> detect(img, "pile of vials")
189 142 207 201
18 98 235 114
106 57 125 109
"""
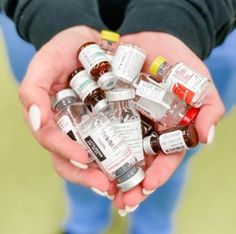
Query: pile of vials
51 30 212 192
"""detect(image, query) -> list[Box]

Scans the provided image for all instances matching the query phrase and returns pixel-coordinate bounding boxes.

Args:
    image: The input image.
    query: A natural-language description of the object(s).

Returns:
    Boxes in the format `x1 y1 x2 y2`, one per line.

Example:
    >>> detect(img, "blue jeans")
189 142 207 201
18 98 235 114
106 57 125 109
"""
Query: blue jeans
1 13 236 234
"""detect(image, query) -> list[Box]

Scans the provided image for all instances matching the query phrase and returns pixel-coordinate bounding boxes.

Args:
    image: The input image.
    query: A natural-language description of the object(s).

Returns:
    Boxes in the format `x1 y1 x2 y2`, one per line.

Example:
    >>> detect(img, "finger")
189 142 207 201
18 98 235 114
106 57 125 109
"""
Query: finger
142 152 185 193
19 46 68 131
122 185 144 207
113 186 144 216
113 190 126 210
194 85 225 144
81 161 119 197
107 182 119 198
52 153 110 191
31 118 89 164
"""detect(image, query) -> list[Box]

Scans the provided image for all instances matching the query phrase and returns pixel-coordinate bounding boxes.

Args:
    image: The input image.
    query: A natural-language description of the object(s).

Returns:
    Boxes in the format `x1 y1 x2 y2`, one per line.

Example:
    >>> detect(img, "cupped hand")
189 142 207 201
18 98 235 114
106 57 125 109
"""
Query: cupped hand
18 26 117 196
112 32 225 214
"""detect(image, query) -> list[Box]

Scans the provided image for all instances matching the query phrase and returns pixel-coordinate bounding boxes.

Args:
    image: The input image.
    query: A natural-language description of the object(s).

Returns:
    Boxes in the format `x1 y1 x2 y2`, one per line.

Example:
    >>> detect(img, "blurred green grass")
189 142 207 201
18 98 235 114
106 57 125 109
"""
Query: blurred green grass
0 32 236 234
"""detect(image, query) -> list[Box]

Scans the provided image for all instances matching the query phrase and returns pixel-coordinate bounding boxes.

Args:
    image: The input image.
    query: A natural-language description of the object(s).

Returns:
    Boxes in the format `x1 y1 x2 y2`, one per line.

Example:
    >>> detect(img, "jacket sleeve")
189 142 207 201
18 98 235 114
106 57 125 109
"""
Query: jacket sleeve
0 0 105 49
118 0 236 59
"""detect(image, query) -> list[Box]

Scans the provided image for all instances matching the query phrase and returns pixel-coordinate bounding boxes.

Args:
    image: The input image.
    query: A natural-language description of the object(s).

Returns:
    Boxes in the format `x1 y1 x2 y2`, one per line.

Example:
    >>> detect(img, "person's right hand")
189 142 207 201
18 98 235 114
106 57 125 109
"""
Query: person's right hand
111 31 225 215
18 26 117 199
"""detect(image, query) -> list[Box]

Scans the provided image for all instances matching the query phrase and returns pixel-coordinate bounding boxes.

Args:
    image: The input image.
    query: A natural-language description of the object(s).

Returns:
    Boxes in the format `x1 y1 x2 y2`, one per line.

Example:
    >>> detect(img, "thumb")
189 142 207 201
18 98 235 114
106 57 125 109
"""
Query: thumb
18 48 65 131
19 84 52 131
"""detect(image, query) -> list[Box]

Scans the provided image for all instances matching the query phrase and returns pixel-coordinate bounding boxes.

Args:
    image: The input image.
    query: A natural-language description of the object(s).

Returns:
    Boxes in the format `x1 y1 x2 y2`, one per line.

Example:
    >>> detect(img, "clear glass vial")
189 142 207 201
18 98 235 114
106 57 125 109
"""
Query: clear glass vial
143 124 199 155
132 73 199 128
112 42 146 87
77 111 145 192
52 88 93 162
78 42 117 90
100 30 120 62
105 88 144 165
149 56 212 107
69 67 109 114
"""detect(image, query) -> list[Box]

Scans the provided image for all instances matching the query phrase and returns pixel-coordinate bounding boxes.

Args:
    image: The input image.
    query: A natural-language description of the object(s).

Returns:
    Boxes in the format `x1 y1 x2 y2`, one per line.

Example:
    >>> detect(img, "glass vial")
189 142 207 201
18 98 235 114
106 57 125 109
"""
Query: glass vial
105 88 144 166
112 42 146 87
100 30 120 62
51 89 93 162
78 42 117 90
69 67 109 114
143 124 199 155
132 73 199 128
140 112 155 137
149 56 212 107
77 111 145 192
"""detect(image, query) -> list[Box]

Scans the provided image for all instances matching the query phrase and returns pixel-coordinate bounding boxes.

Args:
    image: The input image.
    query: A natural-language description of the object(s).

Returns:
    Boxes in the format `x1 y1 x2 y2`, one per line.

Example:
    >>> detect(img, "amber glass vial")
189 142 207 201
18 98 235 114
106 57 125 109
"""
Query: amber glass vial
78 42 117 90
69 67 109 113
139 112 155 137
143 124 199 155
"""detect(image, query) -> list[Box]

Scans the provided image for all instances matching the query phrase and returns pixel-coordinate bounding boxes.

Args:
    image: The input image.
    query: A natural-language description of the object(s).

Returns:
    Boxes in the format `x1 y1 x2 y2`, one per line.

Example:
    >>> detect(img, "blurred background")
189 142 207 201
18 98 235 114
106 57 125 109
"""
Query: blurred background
0 15 236 234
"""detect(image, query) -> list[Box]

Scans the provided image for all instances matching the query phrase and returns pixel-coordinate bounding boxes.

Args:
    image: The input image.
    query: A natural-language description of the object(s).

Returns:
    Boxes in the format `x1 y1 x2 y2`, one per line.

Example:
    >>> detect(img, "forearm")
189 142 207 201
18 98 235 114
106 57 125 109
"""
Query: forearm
0 0 105 49
118 0 236 59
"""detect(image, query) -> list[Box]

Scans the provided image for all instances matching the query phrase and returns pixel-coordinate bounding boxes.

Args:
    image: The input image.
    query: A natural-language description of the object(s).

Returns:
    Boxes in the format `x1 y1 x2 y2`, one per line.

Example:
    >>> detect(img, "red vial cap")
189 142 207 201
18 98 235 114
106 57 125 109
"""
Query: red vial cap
178 107 199 126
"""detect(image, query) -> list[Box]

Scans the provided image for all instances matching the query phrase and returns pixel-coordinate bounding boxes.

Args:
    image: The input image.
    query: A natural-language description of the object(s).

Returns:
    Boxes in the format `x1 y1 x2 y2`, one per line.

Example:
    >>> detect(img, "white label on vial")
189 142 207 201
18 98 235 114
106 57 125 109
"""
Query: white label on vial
112 45 146 83
57 115 79 141
83 118 134 175
70 70 98 101
136 80 171 109
58 115 94 162
113 120 144 162
164 63 208 104
79 44 108 73
159 130 189 154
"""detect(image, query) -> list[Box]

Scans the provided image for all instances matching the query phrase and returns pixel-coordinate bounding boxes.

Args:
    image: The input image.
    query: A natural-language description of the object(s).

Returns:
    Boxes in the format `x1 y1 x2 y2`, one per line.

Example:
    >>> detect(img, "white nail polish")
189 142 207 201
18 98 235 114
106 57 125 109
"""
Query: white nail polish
118 209 127 217
70 160 88 169
142 188 156 196
91 187 108 197
207 125 215 144
107 194 114 200
28 104 41 131
126 204 139 213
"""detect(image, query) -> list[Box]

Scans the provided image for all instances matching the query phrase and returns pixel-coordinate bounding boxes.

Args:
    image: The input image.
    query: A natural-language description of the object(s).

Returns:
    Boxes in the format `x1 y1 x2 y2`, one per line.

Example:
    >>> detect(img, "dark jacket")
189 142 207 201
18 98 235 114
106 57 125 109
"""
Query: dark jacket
1 0 236 58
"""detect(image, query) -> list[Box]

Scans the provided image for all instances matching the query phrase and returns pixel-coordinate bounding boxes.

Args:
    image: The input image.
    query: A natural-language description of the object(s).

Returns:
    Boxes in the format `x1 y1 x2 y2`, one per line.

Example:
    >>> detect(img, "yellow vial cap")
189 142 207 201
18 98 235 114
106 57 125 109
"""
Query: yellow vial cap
100 30 120 42
149 56 167 75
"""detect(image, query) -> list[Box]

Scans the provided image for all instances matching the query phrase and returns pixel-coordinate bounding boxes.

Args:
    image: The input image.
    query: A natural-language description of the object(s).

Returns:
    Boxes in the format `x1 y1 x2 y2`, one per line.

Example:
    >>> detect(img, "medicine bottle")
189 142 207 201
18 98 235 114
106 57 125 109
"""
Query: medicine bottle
78 42 117 90
143 124 199 155
132 73 199 128
52 88 93 162
100 30 120 62
149 56 212 107
112 42 146 87
140 112 155 137
69 67 109 114
77 111 145 192
105 88 144 165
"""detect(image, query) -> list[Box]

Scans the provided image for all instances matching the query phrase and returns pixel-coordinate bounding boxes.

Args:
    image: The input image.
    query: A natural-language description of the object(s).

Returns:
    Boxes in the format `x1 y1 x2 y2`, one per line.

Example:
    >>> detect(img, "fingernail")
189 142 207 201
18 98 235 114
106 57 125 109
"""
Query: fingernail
91 187 108 197
142 188 156 196
107 194 114 200
207 125 215 144
126 204 139 213
70 160 88 169
118 209 127 217
29 104 41 131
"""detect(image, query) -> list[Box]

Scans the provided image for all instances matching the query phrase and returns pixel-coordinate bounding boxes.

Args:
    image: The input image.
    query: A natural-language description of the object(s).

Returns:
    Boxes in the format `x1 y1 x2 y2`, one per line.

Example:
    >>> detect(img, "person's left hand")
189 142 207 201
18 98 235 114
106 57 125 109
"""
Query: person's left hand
112 32 224 215
18 26 119 199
